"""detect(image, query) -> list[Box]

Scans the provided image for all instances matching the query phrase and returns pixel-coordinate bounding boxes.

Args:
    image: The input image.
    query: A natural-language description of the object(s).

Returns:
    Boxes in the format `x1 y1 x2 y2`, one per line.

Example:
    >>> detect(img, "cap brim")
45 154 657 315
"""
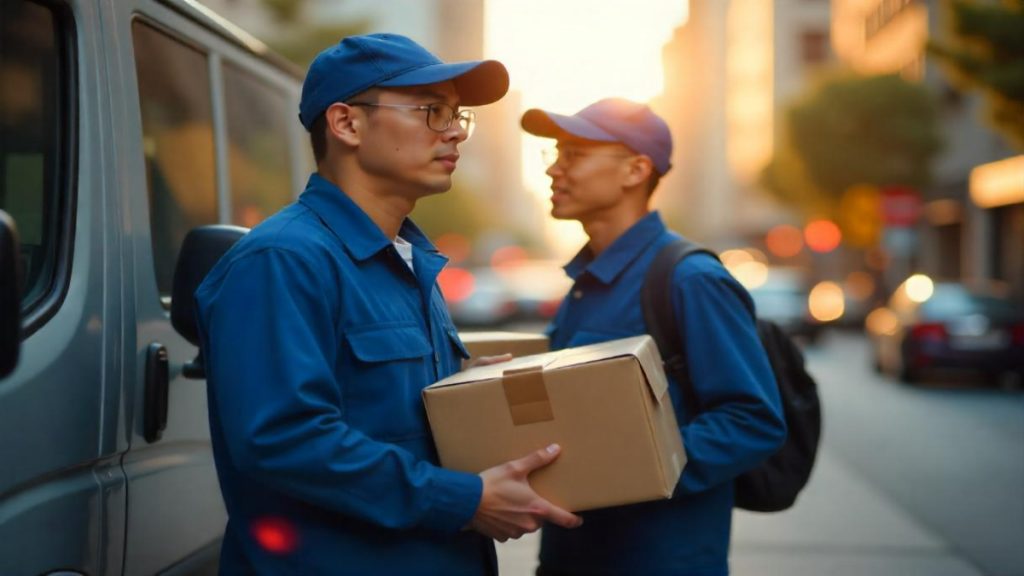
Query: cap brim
520 109 618 142
378 60 509 106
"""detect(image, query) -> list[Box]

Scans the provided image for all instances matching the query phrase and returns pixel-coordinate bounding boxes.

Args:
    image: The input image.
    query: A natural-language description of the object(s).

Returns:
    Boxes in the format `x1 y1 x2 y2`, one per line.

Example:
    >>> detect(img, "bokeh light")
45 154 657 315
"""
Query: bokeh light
251 517 299 555
804 219 842 253
904 274 934 303
731 261 769 289
809 281 845 322
866 306 899 336
437 267 475 303
765 224 804 258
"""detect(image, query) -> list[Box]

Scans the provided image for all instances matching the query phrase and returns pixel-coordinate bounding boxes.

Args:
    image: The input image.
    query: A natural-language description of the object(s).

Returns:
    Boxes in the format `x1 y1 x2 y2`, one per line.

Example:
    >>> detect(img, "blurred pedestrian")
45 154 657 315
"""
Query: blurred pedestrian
521 98 786 576
195 33 581 575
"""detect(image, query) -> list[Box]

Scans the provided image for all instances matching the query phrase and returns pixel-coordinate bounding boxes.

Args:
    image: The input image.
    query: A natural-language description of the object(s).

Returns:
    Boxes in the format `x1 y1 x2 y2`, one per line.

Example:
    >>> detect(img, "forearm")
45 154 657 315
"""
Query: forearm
672 269 787 494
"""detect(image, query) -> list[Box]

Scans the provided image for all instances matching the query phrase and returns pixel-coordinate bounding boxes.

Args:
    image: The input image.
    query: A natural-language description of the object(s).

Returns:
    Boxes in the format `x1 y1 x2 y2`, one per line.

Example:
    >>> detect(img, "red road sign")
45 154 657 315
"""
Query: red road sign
880 186 923 227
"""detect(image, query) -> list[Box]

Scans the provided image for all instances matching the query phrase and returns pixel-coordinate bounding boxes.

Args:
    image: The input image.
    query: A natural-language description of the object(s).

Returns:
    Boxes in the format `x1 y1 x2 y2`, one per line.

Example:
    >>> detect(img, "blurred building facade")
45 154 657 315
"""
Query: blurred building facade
832 0 1022 299
652 0 832 247
200 0 533 249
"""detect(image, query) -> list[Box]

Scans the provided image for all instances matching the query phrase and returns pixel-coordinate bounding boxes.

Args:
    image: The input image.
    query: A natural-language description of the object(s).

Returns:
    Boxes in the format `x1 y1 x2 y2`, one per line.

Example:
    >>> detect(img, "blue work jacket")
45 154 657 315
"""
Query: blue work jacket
195 174 492 575
538 212 786 576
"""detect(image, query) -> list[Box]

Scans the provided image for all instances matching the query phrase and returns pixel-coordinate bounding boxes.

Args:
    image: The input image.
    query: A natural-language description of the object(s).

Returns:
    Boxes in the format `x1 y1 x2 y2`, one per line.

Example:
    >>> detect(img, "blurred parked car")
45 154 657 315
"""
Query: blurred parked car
439 267 520 327
865 276 1024 383
746 267 827 343
494 259 573 323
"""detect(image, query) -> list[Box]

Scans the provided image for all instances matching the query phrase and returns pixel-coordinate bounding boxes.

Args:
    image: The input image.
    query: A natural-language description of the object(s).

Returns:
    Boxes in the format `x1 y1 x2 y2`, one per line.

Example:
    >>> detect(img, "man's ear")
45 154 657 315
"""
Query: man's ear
325 102 362 147
622 155 654 189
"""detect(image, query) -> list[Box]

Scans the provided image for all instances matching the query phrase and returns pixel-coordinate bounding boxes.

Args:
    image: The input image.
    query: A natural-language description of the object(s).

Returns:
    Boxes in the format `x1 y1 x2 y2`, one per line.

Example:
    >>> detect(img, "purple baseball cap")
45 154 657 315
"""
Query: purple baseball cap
521 98 673 175
299 33 509 131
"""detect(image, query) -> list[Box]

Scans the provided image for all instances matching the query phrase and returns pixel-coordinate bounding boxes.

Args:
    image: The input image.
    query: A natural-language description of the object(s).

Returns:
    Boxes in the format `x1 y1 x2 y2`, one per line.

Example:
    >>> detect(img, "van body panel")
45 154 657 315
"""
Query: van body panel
1 0 308 572
0 0 129 573
106 1 229 572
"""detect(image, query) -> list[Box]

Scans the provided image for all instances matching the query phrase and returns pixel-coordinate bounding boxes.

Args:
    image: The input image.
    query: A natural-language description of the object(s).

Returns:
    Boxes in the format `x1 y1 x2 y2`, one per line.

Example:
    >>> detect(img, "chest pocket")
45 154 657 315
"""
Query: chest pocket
344 322 433 443
347 322 431 362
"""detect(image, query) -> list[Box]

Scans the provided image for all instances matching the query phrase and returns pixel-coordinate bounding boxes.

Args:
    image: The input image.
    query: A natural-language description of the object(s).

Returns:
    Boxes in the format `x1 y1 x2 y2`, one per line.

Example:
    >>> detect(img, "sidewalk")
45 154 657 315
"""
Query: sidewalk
496 448 983 576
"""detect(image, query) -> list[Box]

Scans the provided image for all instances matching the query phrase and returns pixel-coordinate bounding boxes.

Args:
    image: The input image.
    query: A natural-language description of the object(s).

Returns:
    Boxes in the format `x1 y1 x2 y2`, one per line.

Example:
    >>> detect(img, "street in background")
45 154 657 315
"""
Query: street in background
866 274 1024 384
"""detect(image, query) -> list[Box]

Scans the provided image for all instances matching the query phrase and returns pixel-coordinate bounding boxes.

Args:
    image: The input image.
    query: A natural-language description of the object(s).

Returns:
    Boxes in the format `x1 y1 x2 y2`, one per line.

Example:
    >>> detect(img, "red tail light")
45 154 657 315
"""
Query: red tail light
910 322 947 342
1012 323 1024 346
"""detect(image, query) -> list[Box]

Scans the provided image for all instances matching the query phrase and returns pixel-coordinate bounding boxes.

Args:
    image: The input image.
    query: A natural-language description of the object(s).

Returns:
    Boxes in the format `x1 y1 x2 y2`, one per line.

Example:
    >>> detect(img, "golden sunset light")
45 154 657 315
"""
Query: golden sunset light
485 0 689 255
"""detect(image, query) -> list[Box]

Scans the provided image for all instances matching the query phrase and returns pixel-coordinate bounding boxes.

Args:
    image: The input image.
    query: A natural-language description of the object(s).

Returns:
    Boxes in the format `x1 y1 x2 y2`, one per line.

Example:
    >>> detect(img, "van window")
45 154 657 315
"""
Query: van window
0 0 70 314
223 63 293 227
132 21 218 301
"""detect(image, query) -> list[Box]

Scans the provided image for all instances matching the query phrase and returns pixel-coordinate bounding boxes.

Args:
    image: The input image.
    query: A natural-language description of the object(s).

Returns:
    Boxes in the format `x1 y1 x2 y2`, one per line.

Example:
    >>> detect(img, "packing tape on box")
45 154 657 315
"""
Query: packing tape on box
502 365 554 425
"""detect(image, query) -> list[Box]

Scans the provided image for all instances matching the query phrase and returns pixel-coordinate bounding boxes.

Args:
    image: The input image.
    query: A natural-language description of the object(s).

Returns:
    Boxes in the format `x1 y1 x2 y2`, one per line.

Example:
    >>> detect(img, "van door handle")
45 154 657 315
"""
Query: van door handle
144 343 169 443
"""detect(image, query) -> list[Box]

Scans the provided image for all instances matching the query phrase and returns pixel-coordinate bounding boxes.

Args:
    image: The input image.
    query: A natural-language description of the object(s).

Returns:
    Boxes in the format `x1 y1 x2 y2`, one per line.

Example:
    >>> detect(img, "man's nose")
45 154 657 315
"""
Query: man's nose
442 122 469 143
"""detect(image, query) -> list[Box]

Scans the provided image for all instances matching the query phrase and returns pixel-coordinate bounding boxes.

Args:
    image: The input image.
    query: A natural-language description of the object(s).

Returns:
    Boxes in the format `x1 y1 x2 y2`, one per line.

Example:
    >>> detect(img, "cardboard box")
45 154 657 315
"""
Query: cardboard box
423 335 686 512
458 331 549 360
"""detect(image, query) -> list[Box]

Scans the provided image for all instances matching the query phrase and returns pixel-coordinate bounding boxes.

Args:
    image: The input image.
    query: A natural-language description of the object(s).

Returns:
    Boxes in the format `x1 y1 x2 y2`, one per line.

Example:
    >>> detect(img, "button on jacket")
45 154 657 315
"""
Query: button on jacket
538 212 787 576
195 174 491 575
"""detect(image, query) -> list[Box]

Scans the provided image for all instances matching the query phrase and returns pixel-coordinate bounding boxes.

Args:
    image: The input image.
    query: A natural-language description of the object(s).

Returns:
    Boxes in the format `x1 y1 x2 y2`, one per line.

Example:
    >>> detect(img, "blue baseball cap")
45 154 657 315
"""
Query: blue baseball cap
521 98 673 175
299 33 510 131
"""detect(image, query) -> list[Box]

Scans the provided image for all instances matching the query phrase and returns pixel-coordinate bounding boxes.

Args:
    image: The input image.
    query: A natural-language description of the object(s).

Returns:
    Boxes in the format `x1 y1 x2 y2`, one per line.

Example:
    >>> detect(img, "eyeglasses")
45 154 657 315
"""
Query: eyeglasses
541 146 633 167
348 102 476 138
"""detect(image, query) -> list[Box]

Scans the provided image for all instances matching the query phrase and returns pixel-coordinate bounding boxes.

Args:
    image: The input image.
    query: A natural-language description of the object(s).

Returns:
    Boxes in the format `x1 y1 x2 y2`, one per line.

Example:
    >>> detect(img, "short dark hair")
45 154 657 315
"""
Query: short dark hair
310 114 327 164
646 171 662 196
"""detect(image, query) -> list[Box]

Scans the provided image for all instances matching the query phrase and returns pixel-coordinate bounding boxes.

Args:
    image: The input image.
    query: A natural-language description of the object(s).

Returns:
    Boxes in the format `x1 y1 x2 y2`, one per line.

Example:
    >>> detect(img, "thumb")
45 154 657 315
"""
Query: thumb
514 443 562 475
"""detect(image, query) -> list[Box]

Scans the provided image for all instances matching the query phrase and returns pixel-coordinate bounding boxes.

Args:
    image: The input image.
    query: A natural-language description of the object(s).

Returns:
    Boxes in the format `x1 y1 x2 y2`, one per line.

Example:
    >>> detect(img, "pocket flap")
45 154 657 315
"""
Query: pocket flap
348 323 431 362
446 327 471 360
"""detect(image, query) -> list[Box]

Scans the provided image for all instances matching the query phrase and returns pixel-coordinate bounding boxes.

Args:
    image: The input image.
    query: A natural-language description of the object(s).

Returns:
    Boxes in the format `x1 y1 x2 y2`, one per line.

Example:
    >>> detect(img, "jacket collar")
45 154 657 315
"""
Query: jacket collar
564 211 665 284
298 173 440 261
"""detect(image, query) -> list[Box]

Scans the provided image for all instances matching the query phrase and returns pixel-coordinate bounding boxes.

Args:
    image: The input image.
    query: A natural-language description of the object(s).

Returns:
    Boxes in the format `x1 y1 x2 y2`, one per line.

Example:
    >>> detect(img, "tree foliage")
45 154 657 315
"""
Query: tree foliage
928 0 1024 150
762 73 943 212
254 0 368 70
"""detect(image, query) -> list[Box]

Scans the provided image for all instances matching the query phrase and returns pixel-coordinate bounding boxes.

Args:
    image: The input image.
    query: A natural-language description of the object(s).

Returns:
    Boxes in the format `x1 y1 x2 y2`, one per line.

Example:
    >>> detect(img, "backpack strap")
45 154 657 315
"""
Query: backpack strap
641 239 718 422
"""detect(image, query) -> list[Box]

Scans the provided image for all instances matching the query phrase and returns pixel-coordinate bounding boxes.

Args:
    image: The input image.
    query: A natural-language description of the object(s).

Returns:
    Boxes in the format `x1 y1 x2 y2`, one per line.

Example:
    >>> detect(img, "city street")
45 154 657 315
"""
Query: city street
495 330 1024 576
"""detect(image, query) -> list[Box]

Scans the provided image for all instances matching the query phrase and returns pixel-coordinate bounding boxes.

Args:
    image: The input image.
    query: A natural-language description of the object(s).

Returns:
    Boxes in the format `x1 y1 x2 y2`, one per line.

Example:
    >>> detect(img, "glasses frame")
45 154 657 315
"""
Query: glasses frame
541 146 634 168
347 102 476 137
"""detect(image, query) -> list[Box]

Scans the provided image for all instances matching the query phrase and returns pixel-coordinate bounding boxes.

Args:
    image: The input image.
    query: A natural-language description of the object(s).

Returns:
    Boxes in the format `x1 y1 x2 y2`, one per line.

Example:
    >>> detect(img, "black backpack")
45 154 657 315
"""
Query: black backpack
641 239 821 512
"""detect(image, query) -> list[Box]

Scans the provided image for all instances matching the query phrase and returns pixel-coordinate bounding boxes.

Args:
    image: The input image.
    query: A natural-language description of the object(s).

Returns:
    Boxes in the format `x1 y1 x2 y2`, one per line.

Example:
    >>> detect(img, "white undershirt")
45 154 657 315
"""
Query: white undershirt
393 236 415 273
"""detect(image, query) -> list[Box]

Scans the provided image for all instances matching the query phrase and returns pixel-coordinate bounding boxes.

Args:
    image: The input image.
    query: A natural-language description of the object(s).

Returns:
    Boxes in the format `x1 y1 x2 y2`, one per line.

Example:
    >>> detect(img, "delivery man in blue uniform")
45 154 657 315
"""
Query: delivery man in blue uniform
195 34 582 575
521 98 786 576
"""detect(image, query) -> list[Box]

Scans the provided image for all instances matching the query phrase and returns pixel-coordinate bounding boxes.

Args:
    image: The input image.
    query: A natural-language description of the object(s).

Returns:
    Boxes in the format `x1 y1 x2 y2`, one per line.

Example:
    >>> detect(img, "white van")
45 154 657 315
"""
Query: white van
0 0 310 573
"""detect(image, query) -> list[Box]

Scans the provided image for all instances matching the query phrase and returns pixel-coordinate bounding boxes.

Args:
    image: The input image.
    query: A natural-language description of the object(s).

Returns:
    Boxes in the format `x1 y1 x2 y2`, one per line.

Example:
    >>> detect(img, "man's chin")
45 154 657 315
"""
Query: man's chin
550 206 575 221
422 177 453 196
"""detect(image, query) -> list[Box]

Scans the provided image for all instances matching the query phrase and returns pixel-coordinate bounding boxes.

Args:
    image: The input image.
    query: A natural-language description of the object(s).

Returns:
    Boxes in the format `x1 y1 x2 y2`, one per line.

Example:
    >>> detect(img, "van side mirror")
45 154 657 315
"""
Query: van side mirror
170 224 248 379
1 210 21 378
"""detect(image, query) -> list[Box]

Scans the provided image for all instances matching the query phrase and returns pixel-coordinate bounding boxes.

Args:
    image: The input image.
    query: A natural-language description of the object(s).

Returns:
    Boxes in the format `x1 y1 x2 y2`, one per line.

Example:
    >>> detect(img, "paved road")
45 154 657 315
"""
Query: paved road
806 331 1024 576
494 330 1024 575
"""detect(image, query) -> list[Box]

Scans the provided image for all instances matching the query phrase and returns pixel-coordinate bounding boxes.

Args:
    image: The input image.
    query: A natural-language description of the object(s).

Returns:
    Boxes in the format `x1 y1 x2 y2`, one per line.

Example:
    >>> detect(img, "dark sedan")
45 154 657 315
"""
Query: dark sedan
866 276 1024 383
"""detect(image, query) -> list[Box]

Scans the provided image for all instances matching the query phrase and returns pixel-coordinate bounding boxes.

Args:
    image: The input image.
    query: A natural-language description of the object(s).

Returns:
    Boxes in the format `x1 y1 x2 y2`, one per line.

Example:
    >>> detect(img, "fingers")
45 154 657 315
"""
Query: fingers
539 500 584 529
509 443 561 476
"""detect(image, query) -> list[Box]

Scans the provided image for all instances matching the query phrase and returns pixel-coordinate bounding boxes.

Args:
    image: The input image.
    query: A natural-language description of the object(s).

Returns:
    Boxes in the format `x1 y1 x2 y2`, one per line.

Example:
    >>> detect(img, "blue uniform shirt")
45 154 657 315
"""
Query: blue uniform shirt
538 212 786 576
195 174 492 575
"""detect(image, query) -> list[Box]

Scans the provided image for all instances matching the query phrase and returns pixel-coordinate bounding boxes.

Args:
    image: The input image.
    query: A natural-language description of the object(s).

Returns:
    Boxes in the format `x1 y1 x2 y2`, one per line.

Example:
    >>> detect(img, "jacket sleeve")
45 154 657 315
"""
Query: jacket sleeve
196 247 481 533
672 263 787 495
